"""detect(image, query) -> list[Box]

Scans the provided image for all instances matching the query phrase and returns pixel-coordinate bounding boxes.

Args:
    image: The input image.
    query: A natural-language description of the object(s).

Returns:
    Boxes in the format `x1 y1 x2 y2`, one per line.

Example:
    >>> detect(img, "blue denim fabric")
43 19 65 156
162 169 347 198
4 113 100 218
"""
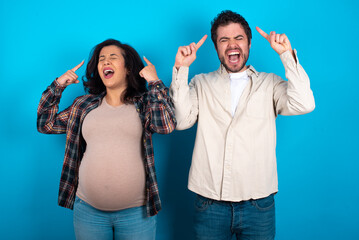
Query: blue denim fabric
73 197 157 240
194 194 275 240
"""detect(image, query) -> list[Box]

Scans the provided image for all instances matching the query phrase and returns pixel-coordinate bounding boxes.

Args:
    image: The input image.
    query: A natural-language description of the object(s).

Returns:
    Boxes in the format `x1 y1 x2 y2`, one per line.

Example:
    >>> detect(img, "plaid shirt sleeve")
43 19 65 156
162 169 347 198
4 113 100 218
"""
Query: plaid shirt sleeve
37 80 70 134
145 80 177 134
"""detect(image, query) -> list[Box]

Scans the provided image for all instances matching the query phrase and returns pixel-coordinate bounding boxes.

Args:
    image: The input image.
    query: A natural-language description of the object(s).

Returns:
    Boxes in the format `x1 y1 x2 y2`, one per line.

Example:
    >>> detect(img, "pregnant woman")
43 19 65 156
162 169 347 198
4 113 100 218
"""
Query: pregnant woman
37 39 176 240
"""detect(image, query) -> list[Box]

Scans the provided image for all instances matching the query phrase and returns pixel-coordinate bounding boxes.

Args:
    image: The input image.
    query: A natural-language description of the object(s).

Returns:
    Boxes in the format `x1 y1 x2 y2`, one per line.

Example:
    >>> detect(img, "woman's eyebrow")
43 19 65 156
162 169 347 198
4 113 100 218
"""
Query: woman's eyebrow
99 53 119 58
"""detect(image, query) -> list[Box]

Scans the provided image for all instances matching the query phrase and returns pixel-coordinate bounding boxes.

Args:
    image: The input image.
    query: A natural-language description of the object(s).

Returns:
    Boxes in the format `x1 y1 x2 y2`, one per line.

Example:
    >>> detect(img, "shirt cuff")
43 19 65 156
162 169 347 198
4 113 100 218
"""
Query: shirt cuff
148 79 166 90
50 79 66 96
280 49 299 67
172 66 189 88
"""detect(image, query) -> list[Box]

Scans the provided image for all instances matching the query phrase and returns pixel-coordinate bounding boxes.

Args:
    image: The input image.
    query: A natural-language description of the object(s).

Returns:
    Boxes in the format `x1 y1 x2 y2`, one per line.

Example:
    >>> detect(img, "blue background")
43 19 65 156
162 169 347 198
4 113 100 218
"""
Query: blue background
1 0 358 239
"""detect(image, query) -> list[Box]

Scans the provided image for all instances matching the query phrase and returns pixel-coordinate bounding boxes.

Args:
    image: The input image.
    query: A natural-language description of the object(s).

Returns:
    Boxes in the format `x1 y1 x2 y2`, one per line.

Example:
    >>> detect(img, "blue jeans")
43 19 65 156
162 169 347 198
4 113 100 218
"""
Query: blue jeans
194 194 275 240
73 197 157 240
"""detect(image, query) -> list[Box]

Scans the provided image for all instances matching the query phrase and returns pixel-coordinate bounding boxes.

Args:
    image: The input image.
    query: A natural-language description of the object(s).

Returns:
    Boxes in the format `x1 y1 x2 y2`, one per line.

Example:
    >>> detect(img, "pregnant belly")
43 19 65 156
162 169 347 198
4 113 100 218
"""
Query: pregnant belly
76 151 146 211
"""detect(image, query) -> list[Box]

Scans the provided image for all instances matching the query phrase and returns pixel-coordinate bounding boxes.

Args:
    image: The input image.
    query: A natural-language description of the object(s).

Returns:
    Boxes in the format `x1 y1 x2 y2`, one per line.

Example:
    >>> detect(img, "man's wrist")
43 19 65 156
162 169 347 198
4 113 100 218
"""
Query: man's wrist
174 64 189 70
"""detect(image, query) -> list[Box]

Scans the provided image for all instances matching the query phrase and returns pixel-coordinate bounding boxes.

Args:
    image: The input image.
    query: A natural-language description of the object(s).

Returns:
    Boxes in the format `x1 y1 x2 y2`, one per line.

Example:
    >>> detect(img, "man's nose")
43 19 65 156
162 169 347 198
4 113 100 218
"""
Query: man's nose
228 39 239 48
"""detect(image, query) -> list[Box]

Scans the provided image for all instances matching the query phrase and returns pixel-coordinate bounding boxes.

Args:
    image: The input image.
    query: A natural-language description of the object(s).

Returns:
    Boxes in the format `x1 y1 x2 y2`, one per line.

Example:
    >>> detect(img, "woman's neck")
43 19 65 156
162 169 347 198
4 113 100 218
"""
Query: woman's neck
105 87 126 106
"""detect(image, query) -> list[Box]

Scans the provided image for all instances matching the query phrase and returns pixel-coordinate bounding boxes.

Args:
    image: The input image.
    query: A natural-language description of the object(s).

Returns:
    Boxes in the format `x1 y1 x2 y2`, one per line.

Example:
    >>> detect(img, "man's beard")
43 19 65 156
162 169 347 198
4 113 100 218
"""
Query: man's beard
220 49 249 73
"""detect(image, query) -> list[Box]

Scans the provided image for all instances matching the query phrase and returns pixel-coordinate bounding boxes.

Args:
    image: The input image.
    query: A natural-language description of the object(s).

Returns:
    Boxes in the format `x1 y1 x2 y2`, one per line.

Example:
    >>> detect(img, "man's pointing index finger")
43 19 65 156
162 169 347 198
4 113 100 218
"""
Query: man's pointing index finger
256 27 269 40
195 35 208 49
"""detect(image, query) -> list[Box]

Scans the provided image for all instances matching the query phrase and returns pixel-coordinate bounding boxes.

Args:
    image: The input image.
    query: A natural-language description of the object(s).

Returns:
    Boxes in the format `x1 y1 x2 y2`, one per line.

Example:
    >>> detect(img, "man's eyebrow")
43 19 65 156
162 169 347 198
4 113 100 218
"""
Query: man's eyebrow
219 36 230 41
219 35 244 41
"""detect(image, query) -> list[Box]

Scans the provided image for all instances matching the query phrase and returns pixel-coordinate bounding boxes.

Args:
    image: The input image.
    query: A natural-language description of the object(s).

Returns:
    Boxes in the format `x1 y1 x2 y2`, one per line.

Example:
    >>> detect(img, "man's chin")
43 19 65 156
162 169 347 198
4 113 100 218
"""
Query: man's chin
223 63 245 73
219 56 248 73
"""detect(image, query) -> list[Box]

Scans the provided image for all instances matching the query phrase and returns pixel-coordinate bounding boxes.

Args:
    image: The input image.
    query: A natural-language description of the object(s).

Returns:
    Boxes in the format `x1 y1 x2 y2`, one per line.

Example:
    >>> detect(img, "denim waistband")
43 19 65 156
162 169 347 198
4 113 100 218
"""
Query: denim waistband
197 193 275 206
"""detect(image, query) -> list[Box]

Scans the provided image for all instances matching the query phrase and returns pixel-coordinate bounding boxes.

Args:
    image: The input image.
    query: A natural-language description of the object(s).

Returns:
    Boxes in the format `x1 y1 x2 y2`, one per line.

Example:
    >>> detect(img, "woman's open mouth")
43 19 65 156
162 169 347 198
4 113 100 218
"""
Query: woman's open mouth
103 67 114 79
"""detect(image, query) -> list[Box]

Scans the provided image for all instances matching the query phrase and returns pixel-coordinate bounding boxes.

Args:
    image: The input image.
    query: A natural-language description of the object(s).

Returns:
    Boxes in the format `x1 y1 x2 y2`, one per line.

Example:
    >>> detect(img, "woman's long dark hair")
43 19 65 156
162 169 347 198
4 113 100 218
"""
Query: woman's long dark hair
83 39 147 103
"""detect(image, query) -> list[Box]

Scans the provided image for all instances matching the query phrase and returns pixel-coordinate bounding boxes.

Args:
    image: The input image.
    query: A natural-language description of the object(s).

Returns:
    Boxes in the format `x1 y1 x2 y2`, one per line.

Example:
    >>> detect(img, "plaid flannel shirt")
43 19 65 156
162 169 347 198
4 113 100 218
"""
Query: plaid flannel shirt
37 79 176 216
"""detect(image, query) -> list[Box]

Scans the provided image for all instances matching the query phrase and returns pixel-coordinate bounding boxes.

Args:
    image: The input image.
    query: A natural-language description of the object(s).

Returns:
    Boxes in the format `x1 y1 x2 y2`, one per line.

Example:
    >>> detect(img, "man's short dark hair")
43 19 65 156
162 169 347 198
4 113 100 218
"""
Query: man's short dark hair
211 10 252 49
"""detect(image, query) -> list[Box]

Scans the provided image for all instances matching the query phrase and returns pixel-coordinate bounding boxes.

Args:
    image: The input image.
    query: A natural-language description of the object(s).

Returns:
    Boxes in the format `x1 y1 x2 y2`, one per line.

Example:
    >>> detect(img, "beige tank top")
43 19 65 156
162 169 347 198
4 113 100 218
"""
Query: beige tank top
76 98 146 211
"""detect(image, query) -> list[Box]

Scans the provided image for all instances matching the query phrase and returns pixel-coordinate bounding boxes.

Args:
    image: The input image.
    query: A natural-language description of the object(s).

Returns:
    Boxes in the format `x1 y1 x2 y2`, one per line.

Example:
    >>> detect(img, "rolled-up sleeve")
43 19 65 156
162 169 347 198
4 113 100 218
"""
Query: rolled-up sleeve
170 66 199 130
146 79 177 134
37 80 70 134
274 50 315 116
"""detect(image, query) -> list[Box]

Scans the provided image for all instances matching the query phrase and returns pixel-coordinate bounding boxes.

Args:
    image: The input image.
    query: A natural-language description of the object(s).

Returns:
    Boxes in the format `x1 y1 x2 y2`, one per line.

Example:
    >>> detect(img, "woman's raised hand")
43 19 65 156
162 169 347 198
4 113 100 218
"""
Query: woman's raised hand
57 60 84 87
139 57 159 82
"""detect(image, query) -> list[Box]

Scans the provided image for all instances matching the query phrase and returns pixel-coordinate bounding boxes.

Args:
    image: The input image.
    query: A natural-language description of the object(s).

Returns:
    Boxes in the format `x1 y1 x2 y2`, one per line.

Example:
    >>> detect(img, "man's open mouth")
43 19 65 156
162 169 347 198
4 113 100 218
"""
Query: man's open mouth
228 51 240 63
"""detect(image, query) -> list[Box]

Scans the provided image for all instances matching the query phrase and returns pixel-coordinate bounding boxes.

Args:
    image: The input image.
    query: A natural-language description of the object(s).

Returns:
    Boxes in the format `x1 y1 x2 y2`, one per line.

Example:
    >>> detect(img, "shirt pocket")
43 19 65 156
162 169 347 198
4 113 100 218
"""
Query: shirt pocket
246 91 270 119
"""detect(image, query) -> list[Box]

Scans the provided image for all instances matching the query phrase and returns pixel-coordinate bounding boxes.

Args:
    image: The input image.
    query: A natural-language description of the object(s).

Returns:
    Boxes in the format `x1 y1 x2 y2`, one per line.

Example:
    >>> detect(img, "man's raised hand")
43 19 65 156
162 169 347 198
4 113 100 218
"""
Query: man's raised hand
256 27 293 56
57 60 84 87
174 35 207 69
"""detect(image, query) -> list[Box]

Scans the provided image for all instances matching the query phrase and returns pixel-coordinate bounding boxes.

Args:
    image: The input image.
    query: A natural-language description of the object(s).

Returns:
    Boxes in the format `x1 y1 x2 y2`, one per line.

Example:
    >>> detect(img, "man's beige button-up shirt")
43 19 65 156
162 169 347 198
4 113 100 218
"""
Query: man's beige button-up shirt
170 50 315 201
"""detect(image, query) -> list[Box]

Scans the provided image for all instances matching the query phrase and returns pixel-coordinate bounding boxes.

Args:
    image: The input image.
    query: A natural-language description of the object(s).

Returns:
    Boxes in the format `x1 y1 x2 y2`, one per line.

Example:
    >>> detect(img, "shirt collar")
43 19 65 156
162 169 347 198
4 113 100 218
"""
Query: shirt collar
96 91 106 101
